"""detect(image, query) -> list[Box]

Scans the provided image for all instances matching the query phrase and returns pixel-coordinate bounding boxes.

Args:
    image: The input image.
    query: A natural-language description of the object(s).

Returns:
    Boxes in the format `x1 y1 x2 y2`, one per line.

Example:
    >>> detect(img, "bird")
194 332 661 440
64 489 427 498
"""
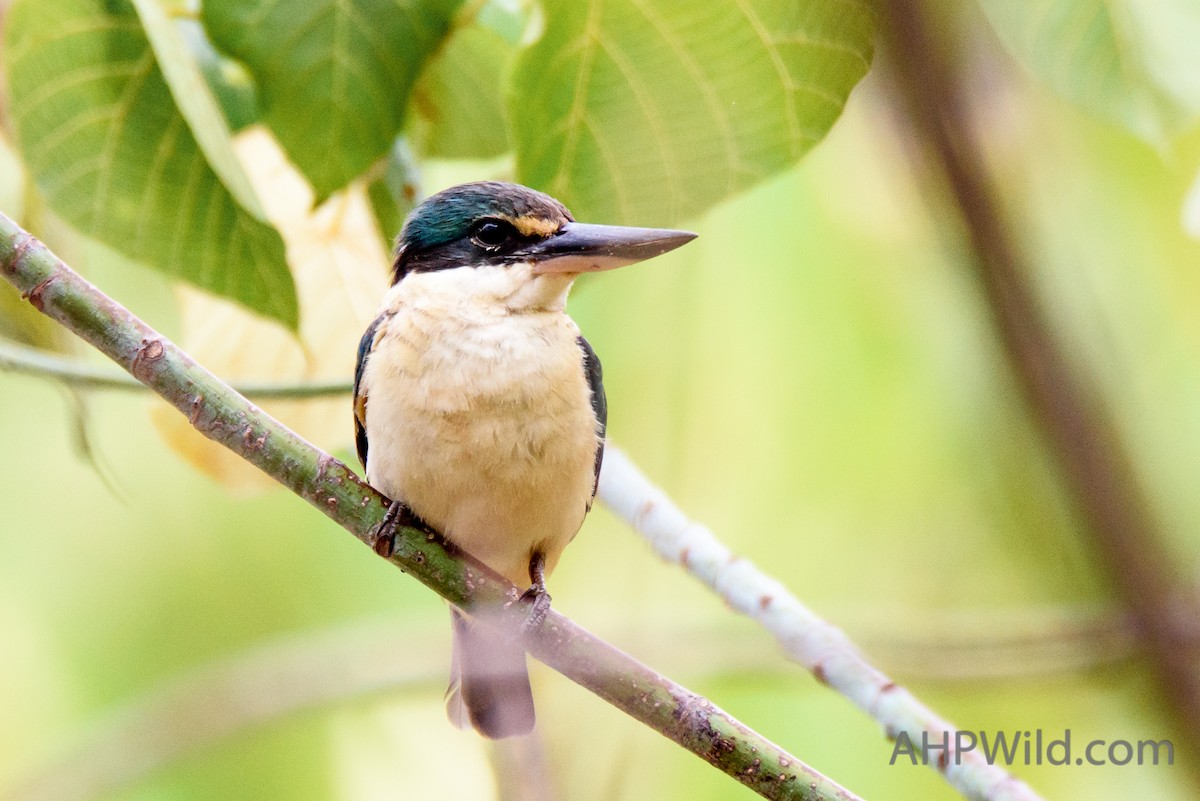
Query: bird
352 181 696 738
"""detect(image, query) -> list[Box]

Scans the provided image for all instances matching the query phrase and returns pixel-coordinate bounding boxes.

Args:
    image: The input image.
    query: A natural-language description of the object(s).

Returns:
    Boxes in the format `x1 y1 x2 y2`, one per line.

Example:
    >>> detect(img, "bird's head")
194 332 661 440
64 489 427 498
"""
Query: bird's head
390 181 696 311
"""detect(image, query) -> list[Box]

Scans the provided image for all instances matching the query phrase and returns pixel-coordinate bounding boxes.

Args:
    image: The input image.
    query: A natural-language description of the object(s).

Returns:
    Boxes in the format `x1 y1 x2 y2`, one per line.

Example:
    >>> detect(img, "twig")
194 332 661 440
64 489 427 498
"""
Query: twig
0 338 352 398
1 618 785 801
598 448 1043 801
856 605 1139 681
0 213 864 801
875 0 1200 780
4 600 1156 801
490 733 558 801
3 625 445 801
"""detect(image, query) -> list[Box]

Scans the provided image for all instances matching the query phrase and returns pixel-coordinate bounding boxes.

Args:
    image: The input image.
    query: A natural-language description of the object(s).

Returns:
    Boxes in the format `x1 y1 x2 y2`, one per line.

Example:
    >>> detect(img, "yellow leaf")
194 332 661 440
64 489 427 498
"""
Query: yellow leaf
152 127 389 491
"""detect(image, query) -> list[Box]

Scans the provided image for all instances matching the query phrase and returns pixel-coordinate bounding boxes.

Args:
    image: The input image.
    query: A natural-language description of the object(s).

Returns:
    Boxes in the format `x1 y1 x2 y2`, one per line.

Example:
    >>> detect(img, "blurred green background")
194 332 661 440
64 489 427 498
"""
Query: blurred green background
2 0 1200 800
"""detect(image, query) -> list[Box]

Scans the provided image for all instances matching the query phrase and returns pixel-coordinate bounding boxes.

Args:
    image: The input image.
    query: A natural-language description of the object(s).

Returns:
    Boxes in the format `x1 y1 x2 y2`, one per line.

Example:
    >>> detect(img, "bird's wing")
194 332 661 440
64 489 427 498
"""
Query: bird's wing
577 335 607 508
353 313 386 471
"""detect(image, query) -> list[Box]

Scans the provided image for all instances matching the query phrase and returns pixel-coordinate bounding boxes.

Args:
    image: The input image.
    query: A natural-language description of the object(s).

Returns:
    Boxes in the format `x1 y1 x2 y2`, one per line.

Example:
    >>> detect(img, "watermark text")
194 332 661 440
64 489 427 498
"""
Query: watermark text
889 730 1173 767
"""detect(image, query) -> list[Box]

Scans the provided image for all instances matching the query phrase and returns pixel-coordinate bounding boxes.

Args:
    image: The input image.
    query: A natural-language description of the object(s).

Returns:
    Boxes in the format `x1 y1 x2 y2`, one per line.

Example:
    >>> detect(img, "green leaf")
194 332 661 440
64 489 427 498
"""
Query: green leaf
366 138 421 246
202 0 464 200
130 0 265 220
510 0 875 226
4 0 298 329
411 1 523 160
978 0 1200 142
180 19 259 133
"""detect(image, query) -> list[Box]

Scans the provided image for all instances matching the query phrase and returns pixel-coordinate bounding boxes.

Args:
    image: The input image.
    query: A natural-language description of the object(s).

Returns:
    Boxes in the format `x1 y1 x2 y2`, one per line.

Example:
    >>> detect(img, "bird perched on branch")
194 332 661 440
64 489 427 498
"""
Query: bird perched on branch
353 181 695 738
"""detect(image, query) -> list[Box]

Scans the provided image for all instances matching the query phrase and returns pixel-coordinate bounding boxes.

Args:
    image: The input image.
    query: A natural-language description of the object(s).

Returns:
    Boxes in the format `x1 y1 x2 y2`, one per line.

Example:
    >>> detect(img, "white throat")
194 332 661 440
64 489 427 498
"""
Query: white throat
386 262 575 316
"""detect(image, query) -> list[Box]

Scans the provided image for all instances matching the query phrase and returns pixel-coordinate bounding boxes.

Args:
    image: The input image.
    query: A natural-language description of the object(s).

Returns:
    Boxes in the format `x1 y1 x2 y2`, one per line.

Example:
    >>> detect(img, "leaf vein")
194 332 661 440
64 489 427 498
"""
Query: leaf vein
547 0 605 200
89 50 157 231
730 0 801 144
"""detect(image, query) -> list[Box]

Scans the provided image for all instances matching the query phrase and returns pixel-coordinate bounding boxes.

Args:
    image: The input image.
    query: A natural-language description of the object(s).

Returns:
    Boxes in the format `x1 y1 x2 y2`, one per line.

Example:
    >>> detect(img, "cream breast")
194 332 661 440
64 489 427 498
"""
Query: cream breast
363 264 601 586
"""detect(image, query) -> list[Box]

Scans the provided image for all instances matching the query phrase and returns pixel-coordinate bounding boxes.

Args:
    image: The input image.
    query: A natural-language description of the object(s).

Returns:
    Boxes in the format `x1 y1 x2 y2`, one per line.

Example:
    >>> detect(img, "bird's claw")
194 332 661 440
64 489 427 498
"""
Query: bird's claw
371 499 420 558
518 584 552 637
518 551 551 637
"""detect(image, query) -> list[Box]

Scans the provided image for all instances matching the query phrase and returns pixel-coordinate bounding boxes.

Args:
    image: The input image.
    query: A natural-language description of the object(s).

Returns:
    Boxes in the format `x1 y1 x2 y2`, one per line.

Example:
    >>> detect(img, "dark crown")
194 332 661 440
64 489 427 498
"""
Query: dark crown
392 181 574 283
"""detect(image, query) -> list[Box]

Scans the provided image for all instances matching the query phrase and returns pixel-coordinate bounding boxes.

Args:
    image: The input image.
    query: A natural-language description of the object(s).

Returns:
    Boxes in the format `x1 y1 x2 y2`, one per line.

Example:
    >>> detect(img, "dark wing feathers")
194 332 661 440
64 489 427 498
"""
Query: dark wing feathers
353 314 385 470
577 335 607 506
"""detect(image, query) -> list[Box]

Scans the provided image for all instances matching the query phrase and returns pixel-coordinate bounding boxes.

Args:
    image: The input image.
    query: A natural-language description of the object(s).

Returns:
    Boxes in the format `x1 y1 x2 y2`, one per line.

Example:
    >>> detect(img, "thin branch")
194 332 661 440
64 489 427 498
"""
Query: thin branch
857 606 1140 681
3 625 445 801
4 618 786 801
599 448 1044 801
874 0 1200 781
0 213 864 801
0 337 352 398
4 600 1157 801
5 603 1159 801
490 733 559 801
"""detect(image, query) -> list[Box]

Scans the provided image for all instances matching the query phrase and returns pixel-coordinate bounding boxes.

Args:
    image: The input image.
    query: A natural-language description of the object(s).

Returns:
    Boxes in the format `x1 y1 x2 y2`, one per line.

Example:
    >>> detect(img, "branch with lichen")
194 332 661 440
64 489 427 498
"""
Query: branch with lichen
0 212 863 801
599 449 1044 801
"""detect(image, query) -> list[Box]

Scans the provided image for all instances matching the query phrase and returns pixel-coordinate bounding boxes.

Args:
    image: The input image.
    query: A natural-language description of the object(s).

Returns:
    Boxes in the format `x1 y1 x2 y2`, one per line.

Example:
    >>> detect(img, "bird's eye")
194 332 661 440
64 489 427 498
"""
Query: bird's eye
470 219 515 250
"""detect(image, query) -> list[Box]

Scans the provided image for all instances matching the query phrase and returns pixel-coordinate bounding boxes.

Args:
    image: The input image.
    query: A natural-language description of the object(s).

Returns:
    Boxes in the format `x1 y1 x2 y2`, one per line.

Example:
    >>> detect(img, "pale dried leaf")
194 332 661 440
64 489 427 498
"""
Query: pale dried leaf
153 127 388 491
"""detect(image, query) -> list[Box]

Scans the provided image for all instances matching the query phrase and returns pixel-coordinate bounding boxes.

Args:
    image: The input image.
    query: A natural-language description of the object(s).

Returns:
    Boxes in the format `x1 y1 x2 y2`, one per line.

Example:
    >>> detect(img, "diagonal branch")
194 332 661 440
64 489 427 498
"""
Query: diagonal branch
0 212 863 801
600 448 1044 801
875 0 1200 781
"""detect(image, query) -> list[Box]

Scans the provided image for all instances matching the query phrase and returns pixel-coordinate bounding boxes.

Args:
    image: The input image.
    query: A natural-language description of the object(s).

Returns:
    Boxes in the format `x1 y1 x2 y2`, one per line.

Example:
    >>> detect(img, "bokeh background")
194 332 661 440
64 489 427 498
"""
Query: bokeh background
2 0 1200 800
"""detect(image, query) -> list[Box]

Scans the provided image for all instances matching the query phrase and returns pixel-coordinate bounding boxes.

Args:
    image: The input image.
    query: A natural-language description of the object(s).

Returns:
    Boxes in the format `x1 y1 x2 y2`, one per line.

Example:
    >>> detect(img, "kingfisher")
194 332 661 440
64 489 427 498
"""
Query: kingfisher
353 181 695 738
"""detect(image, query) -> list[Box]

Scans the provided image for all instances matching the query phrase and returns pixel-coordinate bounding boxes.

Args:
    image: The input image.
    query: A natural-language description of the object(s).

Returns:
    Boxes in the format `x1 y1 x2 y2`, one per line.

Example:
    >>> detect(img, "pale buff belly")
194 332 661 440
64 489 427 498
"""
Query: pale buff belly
363 306 600 587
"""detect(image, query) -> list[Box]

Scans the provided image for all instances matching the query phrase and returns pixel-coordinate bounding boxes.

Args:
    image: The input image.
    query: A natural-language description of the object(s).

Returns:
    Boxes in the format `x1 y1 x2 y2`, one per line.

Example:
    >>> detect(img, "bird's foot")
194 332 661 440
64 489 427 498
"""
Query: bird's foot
371 499 422 558
518 584 552 636
517 552 551 636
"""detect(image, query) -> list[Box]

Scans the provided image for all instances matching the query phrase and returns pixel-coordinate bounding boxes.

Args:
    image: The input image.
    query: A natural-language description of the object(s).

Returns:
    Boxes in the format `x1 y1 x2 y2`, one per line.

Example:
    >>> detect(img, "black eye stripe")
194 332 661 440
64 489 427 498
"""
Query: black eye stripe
395 218 551 279
470 218 517 249
389 182 576 284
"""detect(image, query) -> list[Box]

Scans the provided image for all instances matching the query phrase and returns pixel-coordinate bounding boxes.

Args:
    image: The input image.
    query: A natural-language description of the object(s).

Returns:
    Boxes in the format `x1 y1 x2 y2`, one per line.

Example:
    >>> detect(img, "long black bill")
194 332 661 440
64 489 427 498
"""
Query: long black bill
524 222 697 274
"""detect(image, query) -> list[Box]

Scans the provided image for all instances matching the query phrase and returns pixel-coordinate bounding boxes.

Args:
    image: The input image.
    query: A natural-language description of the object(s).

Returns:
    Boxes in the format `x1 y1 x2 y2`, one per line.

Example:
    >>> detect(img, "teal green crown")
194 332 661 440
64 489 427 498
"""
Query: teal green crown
397 181 573 255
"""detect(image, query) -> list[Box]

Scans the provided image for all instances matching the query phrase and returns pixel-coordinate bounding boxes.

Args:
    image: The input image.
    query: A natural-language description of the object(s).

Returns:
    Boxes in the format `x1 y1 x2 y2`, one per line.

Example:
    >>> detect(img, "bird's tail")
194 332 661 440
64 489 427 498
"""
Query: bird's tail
446 608 535 739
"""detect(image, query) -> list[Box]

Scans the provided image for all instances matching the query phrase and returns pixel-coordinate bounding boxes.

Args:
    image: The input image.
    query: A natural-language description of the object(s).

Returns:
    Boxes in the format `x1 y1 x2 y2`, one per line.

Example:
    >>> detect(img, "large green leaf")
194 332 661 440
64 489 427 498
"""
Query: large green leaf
131 0 265 220
4 0 297 329
410 2 522 160
203 0 463 201
180 20 259 134
979 0 1200 142
510 0 875 226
